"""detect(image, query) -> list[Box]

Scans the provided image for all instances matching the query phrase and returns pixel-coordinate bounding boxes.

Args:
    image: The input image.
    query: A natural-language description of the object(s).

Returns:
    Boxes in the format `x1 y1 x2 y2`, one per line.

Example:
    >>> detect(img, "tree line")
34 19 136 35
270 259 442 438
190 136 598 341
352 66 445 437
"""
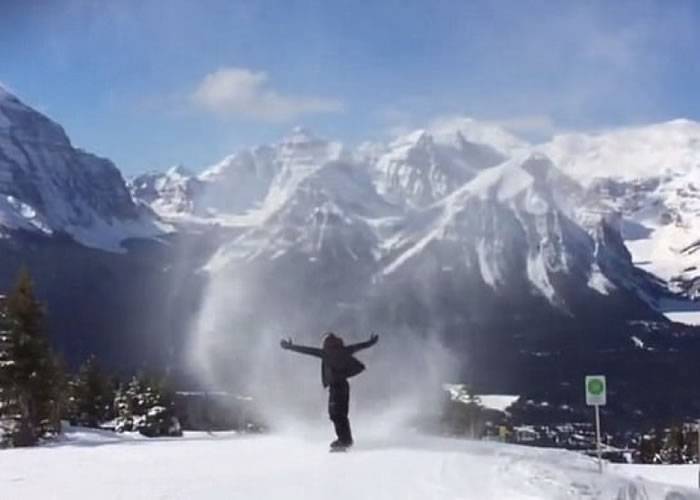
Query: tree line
0 270 181 447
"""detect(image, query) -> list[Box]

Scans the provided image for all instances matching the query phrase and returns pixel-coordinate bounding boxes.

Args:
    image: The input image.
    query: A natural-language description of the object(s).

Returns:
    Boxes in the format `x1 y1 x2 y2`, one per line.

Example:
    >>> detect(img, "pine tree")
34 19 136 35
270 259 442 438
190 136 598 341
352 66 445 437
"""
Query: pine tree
113 380 134 432
0 294 19 445
113 373 181 437
0 270 63 446
72 355 114 428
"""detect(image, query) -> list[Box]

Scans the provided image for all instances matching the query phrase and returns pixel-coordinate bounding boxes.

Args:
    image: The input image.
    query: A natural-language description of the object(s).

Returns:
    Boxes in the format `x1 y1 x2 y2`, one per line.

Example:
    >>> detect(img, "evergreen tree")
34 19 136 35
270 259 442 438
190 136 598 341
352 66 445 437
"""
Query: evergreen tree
71 355 114 428
113 380 134 432
113 373 181 437
0 294 19 445
0 270 63 446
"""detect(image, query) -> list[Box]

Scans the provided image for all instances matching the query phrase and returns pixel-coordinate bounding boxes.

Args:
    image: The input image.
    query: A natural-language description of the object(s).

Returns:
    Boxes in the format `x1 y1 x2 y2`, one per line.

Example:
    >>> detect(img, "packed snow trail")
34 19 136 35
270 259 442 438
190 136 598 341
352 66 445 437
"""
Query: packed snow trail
0 428 698 500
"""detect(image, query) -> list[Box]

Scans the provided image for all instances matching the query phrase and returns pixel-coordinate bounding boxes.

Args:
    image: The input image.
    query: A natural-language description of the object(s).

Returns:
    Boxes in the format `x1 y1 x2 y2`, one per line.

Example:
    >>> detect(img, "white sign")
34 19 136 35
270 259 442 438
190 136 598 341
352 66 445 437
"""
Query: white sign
585 375 606 406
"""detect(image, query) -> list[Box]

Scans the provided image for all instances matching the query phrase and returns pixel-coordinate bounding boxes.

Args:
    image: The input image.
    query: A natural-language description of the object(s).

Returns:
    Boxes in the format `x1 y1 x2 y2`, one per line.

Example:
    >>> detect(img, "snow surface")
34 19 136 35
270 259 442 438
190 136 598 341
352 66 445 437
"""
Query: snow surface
1 426 698 500
612 463 700 491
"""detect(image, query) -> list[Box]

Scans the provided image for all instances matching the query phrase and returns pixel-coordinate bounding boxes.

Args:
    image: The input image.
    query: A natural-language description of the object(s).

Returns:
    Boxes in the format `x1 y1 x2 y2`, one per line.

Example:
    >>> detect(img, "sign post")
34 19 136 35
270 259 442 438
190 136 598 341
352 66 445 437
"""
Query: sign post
696 420 700 489
585 375 606 473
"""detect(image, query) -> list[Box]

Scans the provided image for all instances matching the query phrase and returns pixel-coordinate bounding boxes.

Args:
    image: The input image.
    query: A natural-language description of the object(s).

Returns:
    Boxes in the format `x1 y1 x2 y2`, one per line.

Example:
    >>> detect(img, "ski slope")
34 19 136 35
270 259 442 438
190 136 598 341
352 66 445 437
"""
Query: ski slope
0 427 698 499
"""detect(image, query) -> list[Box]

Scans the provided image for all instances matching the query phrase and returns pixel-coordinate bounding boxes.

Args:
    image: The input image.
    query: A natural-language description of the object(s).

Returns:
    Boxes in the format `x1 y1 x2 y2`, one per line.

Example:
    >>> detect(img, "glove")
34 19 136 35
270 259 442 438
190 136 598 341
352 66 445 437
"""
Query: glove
280 338 293 349
369 333 379 345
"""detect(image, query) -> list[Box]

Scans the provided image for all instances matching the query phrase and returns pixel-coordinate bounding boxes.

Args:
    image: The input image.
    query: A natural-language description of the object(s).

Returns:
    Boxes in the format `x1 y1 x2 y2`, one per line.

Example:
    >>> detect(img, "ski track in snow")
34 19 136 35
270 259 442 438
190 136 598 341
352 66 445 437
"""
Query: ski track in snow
0 429 698 500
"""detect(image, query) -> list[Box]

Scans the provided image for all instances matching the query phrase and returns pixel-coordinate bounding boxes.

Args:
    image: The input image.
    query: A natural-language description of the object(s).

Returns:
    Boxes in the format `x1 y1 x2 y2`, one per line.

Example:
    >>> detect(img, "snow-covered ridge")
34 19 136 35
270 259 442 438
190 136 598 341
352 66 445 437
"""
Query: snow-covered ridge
0 87 168 251
5 79 698 303
378 154 626 307
134 118 692 310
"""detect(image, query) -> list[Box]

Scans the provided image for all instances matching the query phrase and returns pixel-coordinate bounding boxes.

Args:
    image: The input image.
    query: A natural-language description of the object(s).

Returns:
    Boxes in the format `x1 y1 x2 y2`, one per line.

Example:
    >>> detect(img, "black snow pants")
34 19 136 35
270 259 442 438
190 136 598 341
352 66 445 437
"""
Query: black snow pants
328 379 352 444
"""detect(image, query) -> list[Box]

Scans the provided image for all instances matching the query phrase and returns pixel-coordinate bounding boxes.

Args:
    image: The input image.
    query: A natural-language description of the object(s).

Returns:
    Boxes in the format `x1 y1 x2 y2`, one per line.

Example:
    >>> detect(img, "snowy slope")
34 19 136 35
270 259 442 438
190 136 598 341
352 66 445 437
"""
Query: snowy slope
209 165 392 269
378 153 653 311
0 86 167 251
540 121 700 302
612 463 700 491
382 155 580 297
1 428 697 500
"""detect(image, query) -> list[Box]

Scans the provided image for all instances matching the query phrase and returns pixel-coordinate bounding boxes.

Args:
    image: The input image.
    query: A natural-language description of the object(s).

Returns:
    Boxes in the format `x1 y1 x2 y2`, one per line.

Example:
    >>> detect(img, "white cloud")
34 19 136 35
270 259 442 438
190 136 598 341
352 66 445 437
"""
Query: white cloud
191 67 342 122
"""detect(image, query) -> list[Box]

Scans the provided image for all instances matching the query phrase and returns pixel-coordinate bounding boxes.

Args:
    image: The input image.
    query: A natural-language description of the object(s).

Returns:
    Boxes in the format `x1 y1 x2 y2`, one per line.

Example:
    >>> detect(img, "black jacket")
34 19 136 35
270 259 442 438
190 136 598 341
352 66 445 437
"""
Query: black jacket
283 338 377 387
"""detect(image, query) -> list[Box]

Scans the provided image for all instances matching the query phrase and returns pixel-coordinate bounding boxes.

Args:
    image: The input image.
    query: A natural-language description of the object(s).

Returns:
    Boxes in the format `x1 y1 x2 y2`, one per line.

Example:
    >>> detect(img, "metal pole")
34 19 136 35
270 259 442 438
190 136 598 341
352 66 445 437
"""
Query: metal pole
595 404 603 473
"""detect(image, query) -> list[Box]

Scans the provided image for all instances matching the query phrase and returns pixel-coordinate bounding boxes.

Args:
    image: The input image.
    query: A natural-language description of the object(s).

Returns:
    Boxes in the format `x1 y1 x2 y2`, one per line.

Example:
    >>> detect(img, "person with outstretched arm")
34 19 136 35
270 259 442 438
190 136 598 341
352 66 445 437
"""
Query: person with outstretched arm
280 332 379 450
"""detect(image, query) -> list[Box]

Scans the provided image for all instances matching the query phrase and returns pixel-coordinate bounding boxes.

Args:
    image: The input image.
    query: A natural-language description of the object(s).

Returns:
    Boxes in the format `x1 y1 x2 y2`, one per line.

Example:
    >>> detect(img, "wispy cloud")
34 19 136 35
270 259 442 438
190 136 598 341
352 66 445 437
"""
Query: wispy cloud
191 67 343 122
488 115 556 138
378 106 557 143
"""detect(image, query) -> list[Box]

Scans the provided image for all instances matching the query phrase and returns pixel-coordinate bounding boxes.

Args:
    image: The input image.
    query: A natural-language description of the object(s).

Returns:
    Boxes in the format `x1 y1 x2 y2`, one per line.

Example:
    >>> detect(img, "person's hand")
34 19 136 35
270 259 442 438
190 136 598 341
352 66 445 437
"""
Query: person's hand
369 333 379 345
280 338 293 349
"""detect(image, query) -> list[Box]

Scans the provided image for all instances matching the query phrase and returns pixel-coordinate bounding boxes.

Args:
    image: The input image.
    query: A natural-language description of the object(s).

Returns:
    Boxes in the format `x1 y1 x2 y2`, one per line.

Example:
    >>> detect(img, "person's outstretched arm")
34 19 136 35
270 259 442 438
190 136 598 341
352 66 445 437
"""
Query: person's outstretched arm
280 338 323 358
347 333 379 354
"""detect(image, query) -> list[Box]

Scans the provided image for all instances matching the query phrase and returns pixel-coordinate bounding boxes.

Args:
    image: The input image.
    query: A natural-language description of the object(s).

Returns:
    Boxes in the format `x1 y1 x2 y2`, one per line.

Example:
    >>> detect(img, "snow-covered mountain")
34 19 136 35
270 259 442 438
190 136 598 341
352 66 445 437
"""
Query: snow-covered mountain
2 84 700 416
139 124 654 317
129 165 204 218
380 154 618 303
130 127 346 225
0 86 167 251
540 120 700 299
179 127 673 407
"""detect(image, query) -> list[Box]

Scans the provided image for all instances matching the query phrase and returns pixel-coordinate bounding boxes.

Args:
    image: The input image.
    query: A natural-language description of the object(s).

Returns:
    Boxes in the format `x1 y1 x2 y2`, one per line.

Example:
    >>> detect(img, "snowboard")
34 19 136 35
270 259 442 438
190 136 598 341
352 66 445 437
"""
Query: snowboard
329 446 349 453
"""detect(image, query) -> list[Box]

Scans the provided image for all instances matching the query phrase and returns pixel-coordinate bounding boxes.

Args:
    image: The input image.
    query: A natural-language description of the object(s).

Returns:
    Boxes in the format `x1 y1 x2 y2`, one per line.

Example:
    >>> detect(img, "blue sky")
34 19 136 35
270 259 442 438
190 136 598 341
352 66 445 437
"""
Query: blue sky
2 0 699 174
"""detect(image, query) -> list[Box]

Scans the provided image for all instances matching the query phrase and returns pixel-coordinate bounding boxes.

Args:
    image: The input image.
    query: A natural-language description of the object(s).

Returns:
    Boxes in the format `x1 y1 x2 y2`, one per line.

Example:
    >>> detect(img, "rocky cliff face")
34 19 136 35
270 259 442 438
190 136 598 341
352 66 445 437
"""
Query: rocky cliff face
0 86 166 251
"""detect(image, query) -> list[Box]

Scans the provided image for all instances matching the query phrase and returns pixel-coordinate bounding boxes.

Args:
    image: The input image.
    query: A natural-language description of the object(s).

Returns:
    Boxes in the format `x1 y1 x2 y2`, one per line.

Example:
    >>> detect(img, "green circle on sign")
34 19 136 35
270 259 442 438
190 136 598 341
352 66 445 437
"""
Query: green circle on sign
588 379 604 395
